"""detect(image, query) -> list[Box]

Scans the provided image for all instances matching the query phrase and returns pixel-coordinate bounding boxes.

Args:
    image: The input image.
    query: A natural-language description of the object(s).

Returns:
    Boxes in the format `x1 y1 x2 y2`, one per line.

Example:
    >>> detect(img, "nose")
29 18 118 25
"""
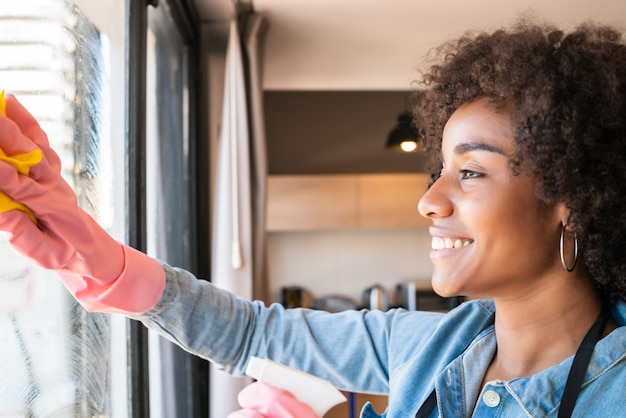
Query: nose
418 175 453 219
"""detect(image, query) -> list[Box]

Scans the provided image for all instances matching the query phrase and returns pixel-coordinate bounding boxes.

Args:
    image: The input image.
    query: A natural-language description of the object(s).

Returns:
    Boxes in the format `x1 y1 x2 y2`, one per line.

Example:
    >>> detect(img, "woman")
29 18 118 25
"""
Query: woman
0 20 624 417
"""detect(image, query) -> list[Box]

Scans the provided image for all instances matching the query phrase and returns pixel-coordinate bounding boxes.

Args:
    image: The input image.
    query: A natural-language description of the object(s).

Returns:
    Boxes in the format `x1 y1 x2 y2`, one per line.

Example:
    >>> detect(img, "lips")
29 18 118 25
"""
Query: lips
431 236 473 250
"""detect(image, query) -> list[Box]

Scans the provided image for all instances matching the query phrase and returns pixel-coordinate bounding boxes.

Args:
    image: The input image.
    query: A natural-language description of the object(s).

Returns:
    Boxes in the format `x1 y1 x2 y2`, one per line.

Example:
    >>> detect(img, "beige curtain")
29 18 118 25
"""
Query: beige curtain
244 14 269 303
209 13 268 417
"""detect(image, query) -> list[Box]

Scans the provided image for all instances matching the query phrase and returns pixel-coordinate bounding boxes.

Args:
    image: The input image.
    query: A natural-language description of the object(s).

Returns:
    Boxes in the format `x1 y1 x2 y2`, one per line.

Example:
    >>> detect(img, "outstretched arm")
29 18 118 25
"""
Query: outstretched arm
0 93 165 313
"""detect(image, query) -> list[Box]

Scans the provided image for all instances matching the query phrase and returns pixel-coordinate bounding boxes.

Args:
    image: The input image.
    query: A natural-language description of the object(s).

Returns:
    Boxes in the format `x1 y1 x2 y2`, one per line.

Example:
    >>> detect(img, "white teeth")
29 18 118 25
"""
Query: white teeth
431 237 472 250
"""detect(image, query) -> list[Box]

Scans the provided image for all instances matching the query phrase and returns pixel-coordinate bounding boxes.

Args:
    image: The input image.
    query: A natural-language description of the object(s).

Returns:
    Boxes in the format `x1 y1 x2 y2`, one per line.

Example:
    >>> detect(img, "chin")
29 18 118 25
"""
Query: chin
430 277 461 298
430 269 478 298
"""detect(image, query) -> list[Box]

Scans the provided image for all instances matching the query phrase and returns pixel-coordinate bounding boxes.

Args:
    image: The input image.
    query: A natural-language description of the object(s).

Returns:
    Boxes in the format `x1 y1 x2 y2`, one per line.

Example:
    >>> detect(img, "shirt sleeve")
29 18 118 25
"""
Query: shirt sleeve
130 262 447 395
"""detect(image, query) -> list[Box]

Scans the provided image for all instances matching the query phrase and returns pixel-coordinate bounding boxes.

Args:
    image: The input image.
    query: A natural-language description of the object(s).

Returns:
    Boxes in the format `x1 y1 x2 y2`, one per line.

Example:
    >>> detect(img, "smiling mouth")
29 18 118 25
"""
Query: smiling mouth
431 237 473 250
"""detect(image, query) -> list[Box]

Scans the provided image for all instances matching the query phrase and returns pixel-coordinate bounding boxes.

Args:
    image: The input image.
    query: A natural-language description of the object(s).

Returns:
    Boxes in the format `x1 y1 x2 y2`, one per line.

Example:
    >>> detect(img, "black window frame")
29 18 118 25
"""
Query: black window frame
126 0 208 416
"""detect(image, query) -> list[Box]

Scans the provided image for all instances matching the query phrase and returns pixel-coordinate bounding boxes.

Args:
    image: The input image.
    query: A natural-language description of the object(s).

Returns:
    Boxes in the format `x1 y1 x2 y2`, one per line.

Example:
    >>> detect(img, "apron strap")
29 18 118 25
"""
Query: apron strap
558 304 609 418
414 305 609 418
414 389 437 418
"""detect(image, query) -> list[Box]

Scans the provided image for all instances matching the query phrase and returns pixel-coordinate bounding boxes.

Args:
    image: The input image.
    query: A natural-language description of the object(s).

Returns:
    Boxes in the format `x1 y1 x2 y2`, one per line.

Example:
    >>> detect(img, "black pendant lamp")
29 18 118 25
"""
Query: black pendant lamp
386 112 419 152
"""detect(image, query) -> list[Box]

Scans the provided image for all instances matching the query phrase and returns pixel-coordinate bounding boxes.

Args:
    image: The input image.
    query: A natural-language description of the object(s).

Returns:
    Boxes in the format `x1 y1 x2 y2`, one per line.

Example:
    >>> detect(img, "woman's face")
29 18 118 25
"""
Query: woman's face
418 99 566 299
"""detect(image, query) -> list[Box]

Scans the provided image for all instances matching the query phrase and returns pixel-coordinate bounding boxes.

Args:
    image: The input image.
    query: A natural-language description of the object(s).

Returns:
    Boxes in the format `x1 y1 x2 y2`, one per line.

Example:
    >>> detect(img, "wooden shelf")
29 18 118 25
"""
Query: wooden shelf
267 175 359 230
267 173 430 231
358 173 430 229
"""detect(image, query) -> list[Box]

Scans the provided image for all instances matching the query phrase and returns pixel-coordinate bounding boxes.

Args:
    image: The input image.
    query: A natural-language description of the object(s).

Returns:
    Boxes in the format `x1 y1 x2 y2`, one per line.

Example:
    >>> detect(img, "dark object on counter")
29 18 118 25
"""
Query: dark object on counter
313 295 358 313
395 281 465 312
281 286 315 308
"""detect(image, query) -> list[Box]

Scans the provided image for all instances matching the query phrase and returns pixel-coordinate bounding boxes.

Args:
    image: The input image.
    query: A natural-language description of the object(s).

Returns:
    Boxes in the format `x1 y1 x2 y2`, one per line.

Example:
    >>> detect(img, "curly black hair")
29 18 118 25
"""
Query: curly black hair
412 19 626 302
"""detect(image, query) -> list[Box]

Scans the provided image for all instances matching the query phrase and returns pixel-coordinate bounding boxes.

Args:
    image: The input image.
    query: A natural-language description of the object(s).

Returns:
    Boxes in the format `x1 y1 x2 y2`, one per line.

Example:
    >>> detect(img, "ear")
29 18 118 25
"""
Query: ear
556 202 571 227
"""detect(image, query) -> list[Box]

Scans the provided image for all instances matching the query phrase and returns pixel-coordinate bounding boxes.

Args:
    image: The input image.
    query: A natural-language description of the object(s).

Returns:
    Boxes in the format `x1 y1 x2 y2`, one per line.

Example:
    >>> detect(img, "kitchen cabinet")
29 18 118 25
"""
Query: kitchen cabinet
267 175 359 230
267 173 431 231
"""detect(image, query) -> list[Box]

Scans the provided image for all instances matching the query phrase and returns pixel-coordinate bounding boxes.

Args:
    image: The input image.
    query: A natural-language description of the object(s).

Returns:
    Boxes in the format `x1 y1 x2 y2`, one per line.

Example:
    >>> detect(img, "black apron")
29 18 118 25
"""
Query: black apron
415 306 609 418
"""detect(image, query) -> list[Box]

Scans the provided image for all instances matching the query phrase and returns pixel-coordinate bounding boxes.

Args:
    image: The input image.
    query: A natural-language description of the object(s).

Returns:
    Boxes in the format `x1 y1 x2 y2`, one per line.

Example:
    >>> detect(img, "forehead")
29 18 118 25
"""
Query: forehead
441 99 515 156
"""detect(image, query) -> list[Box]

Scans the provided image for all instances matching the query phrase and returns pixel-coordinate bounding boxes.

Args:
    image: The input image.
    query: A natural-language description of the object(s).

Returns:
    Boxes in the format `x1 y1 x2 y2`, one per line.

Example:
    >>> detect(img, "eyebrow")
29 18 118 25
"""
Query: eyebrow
454 142 507 155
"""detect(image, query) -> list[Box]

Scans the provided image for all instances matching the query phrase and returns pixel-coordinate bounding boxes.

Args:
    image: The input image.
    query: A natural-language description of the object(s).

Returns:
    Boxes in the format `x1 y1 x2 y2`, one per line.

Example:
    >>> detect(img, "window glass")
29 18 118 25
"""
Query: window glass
145 1 193 417
146 0 191 270
0 0 128 416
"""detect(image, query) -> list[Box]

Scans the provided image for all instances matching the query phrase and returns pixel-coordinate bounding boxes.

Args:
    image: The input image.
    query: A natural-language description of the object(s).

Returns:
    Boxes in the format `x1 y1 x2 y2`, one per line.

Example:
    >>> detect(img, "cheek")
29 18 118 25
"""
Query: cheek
463 196 535 258
487 202 561 272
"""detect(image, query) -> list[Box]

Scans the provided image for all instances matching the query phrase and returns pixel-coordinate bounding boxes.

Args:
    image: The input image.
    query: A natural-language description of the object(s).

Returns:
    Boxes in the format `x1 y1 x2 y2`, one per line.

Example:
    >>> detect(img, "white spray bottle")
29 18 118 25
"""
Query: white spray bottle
245 356 347 416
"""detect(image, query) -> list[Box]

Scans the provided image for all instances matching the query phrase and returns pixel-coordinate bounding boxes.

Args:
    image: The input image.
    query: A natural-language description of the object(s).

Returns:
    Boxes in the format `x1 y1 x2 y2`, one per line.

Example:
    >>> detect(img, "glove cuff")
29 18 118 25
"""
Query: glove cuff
58 244 166 314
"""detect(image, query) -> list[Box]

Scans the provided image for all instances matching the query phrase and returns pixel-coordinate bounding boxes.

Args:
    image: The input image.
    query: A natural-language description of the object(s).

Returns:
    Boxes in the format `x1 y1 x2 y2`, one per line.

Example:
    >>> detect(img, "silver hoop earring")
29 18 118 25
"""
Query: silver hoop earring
559 224 578 272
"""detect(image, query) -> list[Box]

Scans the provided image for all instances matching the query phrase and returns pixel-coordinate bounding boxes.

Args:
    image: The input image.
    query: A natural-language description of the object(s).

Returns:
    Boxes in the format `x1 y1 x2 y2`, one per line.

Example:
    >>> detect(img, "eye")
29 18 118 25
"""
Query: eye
460 169 483 180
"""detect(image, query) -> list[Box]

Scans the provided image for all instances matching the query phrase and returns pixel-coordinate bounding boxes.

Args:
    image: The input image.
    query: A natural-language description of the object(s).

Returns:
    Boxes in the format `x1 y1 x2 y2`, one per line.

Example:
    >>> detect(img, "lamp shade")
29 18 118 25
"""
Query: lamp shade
386 112 419 152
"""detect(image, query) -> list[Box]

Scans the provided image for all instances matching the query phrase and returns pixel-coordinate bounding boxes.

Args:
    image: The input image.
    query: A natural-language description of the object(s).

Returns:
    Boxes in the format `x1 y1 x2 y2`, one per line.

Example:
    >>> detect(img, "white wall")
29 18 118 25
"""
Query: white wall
200 21 436 309
267 227 434 306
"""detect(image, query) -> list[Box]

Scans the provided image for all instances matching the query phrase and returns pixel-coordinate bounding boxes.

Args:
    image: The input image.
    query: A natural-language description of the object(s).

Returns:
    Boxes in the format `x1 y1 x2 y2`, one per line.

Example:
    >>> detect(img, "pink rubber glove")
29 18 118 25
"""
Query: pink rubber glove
228 382 320 418
0 90 41 223
0 93 165 314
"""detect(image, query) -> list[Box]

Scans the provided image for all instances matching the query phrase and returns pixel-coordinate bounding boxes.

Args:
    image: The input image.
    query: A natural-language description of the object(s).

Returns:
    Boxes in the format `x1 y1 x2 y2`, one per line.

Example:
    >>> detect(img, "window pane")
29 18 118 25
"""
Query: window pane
145 1 193 417
0 0 128 416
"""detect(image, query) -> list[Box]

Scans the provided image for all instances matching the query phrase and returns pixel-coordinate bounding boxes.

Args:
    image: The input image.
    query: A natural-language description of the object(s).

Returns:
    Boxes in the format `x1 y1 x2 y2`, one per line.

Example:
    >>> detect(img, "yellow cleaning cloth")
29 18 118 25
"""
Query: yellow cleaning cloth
0 91 42 224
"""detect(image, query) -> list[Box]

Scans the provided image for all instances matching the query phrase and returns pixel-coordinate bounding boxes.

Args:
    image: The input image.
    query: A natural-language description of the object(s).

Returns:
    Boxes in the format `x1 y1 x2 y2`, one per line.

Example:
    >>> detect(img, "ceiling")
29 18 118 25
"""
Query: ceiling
192 0 626 91
190 0 626 175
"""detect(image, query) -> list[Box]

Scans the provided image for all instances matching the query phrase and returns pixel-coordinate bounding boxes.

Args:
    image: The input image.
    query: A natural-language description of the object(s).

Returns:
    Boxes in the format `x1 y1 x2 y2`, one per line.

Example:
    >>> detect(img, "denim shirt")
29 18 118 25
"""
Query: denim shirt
133 264 626 417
